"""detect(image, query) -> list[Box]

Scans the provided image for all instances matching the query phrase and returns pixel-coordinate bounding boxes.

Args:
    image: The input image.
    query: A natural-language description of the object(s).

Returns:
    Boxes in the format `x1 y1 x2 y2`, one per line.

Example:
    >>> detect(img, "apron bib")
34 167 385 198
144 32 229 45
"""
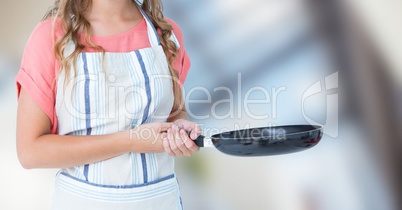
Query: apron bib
52 2 182 209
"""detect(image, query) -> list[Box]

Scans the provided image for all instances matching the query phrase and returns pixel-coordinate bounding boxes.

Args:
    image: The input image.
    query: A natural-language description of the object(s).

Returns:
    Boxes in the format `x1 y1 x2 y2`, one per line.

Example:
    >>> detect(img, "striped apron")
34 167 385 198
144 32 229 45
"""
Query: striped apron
51 4 182 210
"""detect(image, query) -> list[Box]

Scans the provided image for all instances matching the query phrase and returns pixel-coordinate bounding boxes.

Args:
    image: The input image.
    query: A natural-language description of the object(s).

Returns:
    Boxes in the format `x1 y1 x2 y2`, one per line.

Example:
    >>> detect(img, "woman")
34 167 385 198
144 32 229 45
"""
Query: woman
16 0 200 209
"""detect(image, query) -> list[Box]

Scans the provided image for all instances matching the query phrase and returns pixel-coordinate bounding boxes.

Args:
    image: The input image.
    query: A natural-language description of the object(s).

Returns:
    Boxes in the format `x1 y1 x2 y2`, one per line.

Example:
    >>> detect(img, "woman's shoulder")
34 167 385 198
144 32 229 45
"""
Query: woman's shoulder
165 18 186 47
30 17 65 41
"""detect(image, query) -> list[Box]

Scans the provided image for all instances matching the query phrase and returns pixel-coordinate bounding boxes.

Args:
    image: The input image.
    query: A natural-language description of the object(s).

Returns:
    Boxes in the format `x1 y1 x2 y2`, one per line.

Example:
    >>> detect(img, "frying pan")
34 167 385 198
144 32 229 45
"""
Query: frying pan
192 125 323 156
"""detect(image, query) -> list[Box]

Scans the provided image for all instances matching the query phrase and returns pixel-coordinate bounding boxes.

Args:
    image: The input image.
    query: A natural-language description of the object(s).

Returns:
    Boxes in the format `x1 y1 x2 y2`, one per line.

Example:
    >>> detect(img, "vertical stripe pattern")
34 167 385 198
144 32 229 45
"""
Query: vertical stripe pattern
136 50 152 184
83 53 91 181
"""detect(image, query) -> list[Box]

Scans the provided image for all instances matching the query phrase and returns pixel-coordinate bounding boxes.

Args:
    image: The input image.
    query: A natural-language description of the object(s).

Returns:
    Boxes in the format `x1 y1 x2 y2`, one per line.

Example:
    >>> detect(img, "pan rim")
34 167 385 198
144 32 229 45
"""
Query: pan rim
211 124 323 140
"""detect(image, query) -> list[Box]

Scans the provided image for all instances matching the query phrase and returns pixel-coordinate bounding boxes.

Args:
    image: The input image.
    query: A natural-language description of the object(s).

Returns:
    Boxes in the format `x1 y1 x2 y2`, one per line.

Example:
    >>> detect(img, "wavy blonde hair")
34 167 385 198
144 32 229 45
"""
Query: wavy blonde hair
44 0 182 111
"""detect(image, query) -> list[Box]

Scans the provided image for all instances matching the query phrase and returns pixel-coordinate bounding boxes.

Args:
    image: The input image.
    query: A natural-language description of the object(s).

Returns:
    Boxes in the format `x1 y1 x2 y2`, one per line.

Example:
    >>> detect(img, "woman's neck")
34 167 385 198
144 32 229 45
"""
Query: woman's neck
86 0 139 21
85 0 143 37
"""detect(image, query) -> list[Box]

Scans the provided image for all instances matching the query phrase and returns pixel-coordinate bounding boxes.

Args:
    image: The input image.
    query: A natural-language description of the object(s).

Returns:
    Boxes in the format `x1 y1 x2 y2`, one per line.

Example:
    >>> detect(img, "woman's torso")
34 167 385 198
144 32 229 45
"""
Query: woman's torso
55 7 178 187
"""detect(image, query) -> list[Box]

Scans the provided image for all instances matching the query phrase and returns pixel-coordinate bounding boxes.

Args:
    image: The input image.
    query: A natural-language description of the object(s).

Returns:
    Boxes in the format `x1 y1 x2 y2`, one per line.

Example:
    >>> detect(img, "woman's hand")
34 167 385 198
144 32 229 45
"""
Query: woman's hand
130 122 173 153
163 119 201 157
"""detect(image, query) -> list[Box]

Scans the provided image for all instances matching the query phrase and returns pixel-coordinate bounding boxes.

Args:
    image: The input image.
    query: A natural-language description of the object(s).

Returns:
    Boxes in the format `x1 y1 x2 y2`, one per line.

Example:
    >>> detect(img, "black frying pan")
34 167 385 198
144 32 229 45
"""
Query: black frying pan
192 125 323 156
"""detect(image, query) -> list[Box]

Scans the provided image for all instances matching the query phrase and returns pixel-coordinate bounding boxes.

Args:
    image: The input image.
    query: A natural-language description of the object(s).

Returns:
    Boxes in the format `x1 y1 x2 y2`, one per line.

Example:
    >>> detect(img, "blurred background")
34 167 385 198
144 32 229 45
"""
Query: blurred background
0 0 401 210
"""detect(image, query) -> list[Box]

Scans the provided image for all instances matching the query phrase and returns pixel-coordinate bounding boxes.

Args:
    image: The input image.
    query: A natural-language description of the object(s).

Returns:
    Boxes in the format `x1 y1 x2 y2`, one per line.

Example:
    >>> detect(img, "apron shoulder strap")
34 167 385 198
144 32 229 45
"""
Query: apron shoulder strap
169 32 181 49
134 0 161 47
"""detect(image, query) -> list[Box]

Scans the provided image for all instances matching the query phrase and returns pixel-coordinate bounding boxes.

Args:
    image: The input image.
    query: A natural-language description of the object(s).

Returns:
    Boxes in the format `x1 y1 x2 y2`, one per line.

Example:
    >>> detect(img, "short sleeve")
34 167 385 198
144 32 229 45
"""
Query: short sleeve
166 19 191 86
16 19 59 134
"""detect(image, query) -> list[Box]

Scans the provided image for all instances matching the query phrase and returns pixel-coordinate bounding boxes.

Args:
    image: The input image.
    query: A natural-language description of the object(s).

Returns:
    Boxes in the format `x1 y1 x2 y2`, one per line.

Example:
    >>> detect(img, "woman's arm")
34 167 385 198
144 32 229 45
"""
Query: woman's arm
16 89 170 169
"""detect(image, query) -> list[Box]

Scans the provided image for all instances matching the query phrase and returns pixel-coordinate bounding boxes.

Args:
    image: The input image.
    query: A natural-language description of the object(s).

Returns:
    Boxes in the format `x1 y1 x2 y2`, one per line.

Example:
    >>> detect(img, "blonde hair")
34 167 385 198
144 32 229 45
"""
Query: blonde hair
44 0 182 111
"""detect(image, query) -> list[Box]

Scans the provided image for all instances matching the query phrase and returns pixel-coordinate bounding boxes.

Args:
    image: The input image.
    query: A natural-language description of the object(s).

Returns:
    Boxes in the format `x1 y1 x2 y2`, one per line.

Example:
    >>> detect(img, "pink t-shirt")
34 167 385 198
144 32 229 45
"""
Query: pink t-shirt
16 17 191 134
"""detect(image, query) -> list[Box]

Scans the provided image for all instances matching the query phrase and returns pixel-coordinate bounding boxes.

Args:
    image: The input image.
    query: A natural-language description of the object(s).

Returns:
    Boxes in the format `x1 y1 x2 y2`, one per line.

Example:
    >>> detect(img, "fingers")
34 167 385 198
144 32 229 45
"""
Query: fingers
180 129 200 153
190 122 202 140
166 128 184 157
172 125 192 157
173 125 193 157
164 124 199 157
173 120 202 140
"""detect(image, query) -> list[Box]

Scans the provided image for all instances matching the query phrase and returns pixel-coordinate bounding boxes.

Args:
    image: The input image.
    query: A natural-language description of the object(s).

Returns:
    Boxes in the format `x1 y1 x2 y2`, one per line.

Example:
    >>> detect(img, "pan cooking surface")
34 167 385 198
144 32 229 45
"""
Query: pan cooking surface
211 125 323 156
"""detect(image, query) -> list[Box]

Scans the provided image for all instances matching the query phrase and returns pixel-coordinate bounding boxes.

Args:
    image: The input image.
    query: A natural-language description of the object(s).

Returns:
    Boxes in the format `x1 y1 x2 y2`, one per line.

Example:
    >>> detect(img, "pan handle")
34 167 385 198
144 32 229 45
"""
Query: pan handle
187 132 205 147
194 135 206 147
